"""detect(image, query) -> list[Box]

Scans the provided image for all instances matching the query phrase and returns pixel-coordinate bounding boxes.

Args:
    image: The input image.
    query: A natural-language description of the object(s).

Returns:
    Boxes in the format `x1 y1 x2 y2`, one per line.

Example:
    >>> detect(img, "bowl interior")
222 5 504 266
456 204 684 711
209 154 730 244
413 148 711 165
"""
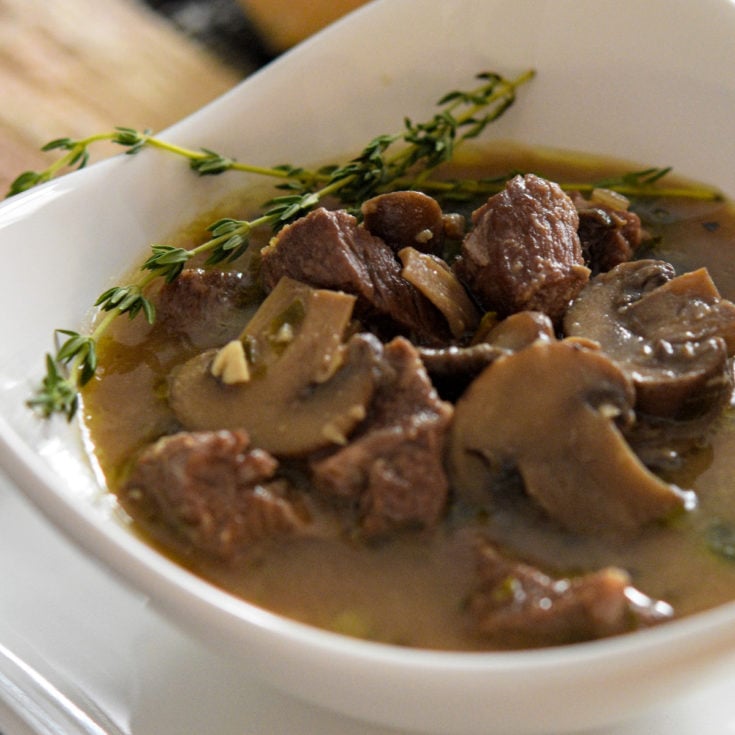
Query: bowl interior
2 0 735 733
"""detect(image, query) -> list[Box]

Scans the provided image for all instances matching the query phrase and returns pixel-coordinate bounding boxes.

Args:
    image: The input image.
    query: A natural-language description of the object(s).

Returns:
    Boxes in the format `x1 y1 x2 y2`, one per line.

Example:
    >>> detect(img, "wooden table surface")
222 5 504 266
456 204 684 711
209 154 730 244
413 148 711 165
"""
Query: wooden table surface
0 0 247 196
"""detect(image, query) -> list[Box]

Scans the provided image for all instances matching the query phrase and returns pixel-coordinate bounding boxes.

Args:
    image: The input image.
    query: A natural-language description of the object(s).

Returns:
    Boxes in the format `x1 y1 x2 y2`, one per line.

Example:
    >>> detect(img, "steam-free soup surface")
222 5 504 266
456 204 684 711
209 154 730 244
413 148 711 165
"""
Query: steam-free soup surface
81 145 735 650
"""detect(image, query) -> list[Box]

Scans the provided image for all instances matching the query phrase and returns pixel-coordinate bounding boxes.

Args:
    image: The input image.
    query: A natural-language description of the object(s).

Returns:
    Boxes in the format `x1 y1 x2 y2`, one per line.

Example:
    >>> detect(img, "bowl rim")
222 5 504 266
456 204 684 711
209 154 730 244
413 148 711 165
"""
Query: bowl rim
3 1 735 731
5 399 735 674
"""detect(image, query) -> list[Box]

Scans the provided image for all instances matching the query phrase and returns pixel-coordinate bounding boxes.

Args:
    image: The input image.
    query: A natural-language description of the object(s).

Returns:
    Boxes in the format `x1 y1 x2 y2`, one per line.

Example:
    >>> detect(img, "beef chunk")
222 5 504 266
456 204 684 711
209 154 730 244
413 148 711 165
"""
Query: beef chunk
572 192 645 274
120 429 308 561
361 190 447 255
260 207 450 344
467 540 672 648
454 174 590 322
311 336 453 537
153 268 258 349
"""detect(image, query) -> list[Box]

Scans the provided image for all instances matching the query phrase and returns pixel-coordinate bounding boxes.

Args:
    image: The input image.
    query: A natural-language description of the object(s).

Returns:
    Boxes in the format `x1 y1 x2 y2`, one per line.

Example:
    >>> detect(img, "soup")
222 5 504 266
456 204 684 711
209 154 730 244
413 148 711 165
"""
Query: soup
80 144 735 651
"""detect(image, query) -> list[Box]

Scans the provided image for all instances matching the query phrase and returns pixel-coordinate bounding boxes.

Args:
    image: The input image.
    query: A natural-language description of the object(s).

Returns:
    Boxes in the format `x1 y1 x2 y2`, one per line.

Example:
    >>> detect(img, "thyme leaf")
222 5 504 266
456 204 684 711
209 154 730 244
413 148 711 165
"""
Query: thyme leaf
95 286 156 322
28 67 709 420
204 218 252 264
7 171 45 197
112 126 152 154
189 149 236 176
26 354 79 421
26 330 97 421
142 244 191 282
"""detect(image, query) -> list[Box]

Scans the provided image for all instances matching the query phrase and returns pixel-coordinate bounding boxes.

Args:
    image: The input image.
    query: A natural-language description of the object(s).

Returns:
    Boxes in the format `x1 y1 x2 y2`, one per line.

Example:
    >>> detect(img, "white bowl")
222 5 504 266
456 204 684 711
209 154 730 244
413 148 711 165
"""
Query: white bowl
2 1 735 733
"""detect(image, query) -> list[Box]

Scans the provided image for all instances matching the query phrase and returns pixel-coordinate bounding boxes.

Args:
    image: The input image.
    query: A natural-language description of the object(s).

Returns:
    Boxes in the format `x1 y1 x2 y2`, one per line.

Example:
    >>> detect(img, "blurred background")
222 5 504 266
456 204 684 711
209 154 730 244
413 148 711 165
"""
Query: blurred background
0 0 367 194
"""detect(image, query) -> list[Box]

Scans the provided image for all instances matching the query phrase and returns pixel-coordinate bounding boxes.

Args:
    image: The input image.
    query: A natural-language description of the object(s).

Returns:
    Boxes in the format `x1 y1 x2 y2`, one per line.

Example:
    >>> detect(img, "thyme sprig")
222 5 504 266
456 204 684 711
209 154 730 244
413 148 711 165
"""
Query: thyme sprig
288 70 538 213
27 70 537 418
7 75 721 205
27 331 98 420
5 127 310 198
22 68 723 419
406 166 723 203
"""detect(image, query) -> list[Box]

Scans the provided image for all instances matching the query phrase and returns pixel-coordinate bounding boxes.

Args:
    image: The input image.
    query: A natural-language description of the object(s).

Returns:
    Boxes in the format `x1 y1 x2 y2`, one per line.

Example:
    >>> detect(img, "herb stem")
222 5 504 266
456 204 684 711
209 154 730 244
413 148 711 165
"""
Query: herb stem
412 177 723 202
562 182 722 201
141 137 301 179
27 68 719 420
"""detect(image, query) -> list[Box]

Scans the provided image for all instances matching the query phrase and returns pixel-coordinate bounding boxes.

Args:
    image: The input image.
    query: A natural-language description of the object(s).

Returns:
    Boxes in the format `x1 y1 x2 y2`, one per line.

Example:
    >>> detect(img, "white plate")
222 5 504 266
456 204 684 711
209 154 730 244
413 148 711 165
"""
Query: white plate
2 1 735 733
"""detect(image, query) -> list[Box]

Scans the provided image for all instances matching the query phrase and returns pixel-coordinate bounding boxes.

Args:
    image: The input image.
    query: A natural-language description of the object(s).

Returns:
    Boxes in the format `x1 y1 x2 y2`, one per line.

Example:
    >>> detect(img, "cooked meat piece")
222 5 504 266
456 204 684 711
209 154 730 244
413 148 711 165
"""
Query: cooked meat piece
564 259 735 421
361 190 447 255
468 541 673 646
152 268 258 349
311 336 453 537
577 205 643 274
448 339 692 534
260 207 450 344
571 191 645 274
418 311 555 400
454 174 590 321
120 429 309 561
467 540 673 647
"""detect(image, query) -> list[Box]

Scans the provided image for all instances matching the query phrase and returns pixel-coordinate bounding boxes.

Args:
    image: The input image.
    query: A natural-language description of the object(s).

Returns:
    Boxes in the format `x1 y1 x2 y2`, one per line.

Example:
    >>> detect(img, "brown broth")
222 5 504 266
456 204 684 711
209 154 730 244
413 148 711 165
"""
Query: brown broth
80 144 735 650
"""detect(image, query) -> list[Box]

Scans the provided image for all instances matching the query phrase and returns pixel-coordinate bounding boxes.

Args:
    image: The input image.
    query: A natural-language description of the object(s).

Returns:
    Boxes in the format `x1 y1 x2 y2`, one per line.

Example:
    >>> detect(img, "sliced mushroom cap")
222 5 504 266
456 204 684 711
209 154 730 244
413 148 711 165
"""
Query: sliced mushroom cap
398 246 481 338
168 277 381 457
483 310 555 352
417 311 555 400
448 339 692 534
564 259 735 420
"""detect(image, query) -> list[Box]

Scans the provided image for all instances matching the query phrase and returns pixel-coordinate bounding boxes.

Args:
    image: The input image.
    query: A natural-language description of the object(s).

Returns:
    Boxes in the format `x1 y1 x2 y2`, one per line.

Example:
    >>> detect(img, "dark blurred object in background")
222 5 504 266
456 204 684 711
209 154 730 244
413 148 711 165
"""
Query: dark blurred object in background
235 0 367 53
144 0 369 67
142 0 274 74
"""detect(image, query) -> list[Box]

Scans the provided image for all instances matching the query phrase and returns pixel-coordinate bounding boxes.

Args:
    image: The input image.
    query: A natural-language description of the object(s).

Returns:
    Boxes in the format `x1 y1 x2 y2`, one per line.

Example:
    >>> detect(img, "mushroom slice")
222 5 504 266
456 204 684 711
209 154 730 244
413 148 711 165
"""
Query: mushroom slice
417 311 555 401
398 246 481 338
448 339 693 534
168 277 380 457
564 259 735 420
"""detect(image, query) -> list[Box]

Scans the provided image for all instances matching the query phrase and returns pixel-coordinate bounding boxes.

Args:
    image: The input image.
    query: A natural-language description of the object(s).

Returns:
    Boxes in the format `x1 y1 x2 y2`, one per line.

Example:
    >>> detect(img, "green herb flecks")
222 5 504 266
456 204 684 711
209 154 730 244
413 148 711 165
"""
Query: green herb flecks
707 521 735 563
22 68 721 420
26 69 540 419
5 127 307 198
